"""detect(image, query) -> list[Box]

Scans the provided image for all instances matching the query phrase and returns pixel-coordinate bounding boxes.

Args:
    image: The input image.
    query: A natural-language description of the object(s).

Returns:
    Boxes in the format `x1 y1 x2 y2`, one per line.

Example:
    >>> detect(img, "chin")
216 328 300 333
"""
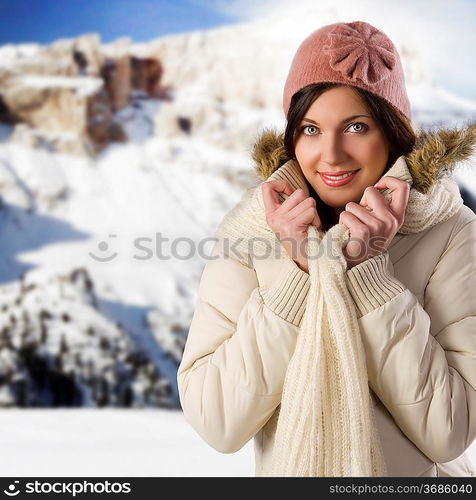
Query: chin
316 190 357 208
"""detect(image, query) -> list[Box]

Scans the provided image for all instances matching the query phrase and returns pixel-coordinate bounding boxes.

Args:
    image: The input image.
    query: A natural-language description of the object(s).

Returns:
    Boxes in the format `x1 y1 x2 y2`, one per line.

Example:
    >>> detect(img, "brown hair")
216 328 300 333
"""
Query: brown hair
283 82 417 230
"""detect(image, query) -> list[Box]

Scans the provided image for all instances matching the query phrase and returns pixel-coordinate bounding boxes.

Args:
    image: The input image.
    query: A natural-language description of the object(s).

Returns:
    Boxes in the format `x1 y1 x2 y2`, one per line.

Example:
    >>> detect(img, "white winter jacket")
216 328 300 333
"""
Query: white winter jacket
178 125 476 477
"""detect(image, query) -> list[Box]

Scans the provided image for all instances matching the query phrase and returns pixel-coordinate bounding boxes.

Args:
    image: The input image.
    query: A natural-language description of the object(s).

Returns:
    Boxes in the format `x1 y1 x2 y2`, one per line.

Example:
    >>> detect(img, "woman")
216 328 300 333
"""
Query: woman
177 21 476 477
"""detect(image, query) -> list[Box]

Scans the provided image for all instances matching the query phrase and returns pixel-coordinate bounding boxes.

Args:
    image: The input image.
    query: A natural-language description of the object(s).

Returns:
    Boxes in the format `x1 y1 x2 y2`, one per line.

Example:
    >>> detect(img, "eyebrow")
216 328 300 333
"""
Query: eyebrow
301 114 371 125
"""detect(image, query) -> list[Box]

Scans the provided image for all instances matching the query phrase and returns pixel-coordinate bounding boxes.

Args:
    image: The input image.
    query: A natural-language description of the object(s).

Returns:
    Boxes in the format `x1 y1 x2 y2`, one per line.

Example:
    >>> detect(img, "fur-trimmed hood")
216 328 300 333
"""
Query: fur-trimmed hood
251 123 476 194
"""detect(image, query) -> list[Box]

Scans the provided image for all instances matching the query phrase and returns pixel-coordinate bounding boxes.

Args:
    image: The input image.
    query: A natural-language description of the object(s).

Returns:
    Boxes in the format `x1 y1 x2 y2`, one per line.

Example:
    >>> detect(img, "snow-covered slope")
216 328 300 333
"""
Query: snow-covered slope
0 409 255 476
0 85 260 406
0 408 474 477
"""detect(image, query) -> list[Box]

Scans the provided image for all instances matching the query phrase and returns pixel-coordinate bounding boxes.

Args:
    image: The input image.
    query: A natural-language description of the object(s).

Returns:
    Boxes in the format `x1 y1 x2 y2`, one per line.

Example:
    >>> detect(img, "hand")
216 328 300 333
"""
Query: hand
262 179 322 273
339 176 410 270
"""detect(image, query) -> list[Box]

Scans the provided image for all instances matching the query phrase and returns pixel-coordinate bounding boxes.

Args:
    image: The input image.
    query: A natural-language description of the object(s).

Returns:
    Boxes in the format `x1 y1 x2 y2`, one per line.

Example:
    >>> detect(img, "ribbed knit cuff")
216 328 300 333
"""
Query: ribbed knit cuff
259 257 310 327
346 251 406 318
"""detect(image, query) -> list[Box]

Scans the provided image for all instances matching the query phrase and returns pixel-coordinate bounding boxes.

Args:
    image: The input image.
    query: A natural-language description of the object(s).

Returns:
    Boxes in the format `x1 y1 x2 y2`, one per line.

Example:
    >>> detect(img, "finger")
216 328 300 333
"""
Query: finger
286 196 315 219
339 209 368 230
312 212 322 229
285 195 322 229
293 206 322 230
294 206 322 230
278 188 309 214
262 179 295 213
359 186 393 218
373 176 410 221
344 201 380 226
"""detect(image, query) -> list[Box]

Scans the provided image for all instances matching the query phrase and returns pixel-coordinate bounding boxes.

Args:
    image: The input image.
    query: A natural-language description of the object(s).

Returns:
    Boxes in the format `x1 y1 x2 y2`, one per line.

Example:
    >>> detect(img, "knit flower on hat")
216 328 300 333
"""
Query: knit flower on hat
322 21 396 86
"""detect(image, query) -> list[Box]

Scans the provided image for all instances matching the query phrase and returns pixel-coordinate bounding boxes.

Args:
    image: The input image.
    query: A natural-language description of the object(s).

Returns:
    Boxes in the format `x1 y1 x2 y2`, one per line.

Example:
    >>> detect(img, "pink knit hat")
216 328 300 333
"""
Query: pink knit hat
283 21 411 121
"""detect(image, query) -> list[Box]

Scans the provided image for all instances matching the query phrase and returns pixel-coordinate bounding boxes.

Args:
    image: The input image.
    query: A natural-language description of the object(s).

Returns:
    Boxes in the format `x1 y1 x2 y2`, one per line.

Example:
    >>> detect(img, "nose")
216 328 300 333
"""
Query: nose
320 132 347 166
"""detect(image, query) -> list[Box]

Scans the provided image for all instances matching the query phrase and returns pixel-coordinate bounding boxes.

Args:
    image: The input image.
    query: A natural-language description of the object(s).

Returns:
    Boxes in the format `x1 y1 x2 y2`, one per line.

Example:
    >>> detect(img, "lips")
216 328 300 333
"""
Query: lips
319 169 360 187
320 170 359 176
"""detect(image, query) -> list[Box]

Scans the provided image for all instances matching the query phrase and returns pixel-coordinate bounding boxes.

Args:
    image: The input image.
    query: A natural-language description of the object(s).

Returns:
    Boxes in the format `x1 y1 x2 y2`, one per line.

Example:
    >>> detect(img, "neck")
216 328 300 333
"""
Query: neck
330 205 345 222
307 181 342 231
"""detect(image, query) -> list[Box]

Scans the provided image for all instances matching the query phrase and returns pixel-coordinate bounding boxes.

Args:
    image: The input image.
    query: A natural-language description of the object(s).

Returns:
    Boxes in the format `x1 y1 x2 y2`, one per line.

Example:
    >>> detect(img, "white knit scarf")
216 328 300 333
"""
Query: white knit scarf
214 154 463 477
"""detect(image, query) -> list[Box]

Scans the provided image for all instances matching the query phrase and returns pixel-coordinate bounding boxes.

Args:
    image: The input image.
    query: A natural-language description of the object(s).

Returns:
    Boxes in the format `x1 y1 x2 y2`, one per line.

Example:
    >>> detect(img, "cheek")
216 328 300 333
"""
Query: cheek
356 139 388 185
360 135 388 160
295 138 317 168
294 137 305 159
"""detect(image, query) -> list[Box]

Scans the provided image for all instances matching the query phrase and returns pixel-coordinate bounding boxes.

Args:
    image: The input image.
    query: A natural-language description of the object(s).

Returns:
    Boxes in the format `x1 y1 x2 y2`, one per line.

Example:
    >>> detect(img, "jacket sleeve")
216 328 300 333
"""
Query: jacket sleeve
344 216 476 464
177 240 310 453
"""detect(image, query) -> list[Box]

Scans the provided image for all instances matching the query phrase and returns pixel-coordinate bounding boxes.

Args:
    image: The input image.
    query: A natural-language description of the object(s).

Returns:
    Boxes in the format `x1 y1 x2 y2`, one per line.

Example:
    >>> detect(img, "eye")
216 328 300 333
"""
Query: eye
301 125 319 136
347 122 368 133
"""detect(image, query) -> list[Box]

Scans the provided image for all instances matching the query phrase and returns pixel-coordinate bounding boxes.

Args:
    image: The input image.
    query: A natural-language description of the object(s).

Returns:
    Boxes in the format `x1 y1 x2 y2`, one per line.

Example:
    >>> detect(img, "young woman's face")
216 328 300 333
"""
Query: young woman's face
294 86 390 213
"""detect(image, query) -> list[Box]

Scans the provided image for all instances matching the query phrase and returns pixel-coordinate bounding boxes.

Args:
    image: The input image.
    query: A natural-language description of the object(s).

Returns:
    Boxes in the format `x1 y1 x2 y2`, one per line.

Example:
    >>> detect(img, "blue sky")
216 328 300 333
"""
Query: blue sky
0 0 237 44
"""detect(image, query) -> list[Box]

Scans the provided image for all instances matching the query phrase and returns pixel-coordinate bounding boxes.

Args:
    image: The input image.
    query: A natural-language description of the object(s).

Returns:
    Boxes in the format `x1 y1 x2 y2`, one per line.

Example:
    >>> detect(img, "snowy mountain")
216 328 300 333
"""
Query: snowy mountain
0 7 475 410
0 267 172 408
